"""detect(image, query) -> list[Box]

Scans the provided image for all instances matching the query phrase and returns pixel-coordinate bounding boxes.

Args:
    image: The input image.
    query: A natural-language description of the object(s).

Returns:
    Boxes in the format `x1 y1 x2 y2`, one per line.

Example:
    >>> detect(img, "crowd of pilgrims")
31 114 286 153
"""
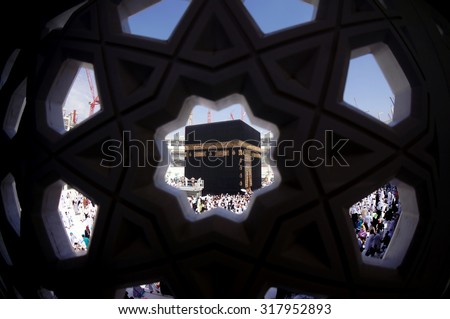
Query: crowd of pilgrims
124 282 174 299
58 187 97 252
349 183 402 258
188 193 252 214
166 175 202 188
167 175 274 214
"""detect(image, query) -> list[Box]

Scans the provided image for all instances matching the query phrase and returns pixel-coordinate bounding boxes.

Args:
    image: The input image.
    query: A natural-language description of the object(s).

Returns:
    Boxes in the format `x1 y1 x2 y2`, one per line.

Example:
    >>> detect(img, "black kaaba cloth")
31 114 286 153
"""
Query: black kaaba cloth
185 120 262 195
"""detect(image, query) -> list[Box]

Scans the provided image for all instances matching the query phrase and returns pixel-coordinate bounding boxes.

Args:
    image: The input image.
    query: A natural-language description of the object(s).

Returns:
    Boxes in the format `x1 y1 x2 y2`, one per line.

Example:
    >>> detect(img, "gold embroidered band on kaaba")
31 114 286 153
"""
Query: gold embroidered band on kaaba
184 140 262 153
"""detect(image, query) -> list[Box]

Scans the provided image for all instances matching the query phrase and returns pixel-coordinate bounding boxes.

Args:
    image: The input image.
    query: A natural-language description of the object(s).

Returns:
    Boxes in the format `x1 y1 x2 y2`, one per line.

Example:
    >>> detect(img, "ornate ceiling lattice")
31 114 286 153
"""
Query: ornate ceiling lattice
0 0 449 298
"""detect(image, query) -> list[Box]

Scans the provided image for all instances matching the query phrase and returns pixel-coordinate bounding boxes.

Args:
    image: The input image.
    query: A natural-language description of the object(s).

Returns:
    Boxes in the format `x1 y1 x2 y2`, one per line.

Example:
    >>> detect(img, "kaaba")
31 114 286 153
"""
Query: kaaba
184 120 262 195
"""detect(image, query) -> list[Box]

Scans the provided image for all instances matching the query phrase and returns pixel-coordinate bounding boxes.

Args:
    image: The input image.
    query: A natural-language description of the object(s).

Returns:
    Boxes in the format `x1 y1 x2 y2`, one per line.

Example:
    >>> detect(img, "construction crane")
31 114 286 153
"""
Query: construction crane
230 112 234 120
207 110 212 123
85 67 100 116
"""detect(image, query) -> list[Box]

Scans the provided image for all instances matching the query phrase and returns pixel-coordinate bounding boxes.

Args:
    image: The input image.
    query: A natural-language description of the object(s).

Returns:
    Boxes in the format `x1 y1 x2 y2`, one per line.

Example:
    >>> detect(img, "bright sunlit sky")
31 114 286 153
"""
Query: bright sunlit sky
127 0 191 40
63 0 395 129
344 55 394 123
165 104 270 139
